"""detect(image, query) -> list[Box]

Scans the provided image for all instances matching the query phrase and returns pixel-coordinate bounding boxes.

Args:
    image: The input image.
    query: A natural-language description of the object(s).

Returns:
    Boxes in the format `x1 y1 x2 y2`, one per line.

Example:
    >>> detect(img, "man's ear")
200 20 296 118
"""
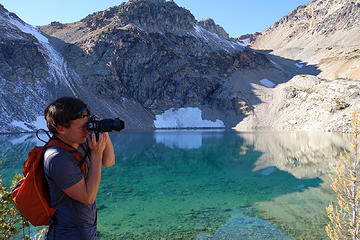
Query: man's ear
56 125 64 135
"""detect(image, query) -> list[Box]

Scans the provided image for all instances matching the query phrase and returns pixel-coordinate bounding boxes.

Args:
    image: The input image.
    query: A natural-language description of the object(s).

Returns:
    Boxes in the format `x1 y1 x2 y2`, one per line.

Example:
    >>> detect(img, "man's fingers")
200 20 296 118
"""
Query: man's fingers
88 132 97 146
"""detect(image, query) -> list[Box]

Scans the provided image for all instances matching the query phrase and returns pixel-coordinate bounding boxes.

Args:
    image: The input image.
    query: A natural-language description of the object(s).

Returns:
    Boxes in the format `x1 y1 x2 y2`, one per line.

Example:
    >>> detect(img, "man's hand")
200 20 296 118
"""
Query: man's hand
88 132 107 157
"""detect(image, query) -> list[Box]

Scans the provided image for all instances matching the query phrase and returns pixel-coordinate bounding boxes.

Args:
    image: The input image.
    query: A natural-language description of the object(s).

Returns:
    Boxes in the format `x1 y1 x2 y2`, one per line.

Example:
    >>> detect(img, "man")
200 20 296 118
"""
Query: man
43 97 115 239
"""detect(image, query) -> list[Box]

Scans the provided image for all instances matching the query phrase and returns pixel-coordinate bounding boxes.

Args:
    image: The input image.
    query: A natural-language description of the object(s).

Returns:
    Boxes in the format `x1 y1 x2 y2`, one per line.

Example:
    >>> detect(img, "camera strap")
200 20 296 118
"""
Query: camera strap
78 143 90 175
51 136 89 176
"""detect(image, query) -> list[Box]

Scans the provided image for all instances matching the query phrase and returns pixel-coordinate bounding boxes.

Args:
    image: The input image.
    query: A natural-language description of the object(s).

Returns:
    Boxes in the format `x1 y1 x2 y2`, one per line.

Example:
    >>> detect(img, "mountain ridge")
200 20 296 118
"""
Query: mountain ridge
1 0 288 133
251 0 360 80
1 0 359 133
233 0 360 132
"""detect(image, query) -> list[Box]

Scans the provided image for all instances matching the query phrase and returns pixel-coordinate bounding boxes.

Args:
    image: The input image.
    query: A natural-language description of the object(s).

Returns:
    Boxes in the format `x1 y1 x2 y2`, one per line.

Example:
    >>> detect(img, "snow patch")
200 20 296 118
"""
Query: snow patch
7 15 49 43
295 63 304 68
10 116 48 132
190 25 246 52
154 107 225 128
259 78 276 88
11 120 32 132
238 38 251 46
270 59 280 67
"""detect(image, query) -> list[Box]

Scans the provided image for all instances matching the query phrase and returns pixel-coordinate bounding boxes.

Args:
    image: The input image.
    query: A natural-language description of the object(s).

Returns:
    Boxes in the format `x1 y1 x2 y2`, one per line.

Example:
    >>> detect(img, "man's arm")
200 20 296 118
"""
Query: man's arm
101 132 115 167
63 133 107 205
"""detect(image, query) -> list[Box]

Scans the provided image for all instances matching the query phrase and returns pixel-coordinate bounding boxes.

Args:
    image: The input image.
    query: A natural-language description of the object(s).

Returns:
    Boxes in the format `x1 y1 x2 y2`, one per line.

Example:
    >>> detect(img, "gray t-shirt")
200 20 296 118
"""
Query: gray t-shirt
43 144 97 240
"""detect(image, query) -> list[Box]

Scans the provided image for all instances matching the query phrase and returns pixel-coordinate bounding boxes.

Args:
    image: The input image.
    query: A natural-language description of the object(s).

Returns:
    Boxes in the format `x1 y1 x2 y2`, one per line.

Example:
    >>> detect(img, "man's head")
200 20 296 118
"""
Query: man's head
44 97 91 135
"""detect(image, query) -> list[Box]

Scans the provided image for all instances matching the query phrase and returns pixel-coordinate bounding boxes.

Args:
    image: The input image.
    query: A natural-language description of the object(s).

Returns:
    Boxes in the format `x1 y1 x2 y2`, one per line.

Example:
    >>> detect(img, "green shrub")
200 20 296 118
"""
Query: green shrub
0 163 23 239
0 161 46 239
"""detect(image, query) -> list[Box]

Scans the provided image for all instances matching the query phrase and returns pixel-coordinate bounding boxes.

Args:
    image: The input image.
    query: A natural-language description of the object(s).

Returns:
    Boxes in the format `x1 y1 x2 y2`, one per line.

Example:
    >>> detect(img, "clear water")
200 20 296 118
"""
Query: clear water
1 130 344 240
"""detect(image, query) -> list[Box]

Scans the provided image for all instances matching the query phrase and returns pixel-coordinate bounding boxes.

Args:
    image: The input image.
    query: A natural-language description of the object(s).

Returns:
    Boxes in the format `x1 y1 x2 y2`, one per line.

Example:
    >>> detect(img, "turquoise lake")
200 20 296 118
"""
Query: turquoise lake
1 130 345 239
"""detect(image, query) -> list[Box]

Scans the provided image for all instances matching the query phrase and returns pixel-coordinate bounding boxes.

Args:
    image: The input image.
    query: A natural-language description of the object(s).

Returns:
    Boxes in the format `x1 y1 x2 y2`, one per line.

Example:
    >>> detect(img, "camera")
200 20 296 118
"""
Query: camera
87 115 125 137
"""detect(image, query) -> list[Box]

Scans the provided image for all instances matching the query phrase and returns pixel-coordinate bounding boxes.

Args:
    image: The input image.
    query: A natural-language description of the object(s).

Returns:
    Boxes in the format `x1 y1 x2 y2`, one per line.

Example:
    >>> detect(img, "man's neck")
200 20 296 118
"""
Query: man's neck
55 135 79 149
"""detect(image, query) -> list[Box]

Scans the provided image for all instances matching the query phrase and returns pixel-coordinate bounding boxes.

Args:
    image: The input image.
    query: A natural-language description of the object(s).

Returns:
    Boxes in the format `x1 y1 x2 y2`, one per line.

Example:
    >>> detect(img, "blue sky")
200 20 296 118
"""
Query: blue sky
0 0 310 37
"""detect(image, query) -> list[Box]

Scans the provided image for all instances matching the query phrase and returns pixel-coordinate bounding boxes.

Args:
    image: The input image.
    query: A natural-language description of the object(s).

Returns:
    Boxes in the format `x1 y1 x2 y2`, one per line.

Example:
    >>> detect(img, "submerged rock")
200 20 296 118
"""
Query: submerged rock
197 214 292 240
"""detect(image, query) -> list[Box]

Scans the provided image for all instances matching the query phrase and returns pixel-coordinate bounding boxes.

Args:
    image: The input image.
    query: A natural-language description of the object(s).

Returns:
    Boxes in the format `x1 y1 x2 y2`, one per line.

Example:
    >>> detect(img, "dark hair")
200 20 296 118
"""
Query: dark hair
44 97 90 134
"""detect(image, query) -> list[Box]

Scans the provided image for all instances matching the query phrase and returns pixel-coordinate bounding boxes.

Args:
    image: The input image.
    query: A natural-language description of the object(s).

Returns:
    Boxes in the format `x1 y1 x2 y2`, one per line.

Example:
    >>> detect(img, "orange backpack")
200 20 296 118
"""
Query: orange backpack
12 138 87 226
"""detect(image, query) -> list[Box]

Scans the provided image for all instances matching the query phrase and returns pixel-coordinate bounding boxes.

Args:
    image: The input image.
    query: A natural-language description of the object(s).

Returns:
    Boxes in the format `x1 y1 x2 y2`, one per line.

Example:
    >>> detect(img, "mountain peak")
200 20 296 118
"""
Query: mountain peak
264 0 360 37
198 17 229 39
82 0 195 34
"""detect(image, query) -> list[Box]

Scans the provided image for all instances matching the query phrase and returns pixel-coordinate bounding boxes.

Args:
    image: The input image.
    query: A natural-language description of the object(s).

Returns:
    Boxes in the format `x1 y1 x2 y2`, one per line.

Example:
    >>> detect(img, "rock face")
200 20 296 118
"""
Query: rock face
230 0 360 132
81 0 195 37
252 0 360 80
198 18 229 39
38 0 284 129
0 0 285 133
0 4 65 132
39 0 247 119
235 75 360 132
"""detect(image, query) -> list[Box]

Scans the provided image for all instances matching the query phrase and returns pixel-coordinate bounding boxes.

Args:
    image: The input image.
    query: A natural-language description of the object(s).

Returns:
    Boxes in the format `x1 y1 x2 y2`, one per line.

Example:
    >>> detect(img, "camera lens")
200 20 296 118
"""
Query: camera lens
86 116 125 132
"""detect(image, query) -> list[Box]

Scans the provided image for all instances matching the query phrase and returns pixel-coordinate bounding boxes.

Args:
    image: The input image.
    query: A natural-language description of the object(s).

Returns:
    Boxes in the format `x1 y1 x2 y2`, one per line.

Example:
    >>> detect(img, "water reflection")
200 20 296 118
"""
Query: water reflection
154 130 224 149
0 130 345 239
238 131 345 179
0 133 47 185
97 131 327 239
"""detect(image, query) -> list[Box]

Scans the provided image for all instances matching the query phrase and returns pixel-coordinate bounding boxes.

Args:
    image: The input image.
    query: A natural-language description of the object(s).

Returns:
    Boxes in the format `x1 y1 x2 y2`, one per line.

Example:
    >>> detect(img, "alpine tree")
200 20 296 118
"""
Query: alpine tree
326 111 360 240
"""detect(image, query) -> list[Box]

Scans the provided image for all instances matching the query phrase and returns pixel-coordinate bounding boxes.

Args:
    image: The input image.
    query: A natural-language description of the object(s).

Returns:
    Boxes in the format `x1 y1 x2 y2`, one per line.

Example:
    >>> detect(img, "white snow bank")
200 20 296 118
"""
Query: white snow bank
154 107 225 128
259 78 276 88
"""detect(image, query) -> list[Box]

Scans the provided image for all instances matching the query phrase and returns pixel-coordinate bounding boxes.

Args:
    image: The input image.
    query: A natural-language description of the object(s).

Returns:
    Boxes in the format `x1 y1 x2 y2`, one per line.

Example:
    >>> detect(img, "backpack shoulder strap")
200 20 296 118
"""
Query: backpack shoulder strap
46 137 87 174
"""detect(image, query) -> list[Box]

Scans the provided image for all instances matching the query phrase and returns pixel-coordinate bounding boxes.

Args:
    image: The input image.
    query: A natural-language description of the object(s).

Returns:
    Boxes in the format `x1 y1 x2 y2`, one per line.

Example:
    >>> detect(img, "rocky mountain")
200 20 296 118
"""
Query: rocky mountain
252 0 360 80
2 0 358 133
0 4 64 132
0 0 292 133
235 74 360 132
198 17 229 39
39 0 273 120
233 0 360 132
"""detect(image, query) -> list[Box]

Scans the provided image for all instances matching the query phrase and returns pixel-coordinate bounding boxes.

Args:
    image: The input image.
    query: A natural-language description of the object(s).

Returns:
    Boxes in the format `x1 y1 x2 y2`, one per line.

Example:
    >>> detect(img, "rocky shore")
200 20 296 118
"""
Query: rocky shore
234 75 360 132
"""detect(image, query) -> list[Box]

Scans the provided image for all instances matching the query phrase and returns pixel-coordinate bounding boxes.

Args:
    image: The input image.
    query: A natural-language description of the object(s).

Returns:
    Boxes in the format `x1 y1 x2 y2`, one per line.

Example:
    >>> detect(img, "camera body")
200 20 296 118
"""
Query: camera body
87 115 125 139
